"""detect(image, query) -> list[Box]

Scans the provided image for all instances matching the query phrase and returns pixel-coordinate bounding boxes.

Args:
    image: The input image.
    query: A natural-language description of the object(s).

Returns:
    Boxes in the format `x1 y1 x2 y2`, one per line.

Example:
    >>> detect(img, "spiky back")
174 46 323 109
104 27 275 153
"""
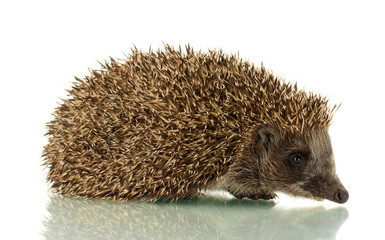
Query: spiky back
43 45 337 201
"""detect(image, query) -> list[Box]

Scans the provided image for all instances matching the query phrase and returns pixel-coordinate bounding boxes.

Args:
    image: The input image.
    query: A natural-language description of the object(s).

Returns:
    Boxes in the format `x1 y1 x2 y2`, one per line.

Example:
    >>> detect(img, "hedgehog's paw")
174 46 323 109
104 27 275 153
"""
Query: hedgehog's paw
251 192 277 201
232 192 246 200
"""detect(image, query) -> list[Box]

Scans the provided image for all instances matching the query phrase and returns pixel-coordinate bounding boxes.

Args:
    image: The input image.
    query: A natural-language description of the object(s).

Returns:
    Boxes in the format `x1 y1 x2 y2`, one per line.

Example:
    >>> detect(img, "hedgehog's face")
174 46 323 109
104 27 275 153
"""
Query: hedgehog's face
260 128 349 204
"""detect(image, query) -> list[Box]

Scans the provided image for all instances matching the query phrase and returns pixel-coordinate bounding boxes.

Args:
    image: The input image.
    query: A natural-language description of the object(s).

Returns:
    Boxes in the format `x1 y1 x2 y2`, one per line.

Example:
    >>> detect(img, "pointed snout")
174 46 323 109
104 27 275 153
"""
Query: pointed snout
332 187 349 204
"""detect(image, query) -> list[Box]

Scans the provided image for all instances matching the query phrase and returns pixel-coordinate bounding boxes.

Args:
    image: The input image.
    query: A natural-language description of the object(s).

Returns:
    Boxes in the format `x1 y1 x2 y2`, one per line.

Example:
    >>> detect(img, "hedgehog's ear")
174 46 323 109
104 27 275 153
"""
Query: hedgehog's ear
257 127 277 152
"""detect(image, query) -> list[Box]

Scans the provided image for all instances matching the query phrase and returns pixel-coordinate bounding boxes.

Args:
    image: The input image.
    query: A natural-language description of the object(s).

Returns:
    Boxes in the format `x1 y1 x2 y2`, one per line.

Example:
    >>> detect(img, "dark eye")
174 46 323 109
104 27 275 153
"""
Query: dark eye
292 154 303 164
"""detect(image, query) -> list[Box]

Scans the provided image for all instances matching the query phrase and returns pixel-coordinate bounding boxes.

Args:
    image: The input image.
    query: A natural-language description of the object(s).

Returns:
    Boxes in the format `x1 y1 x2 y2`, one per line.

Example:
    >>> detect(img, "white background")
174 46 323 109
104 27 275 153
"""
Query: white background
1 0 384 239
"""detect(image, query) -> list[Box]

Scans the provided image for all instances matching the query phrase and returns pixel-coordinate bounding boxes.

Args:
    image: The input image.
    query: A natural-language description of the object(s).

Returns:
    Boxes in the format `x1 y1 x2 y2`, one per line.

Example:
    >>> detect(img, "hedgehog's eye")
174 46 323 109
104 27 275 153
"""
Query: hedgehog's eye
292 154 303 164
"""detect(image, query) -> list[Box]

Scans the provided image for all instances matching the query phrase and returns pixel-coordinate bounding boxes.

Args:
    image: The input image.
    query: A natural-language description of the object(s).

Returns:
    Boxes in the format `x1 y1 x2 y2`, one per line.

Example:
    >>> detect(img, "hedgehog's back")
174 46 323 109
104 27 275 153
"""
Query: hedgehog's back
43 47 266 200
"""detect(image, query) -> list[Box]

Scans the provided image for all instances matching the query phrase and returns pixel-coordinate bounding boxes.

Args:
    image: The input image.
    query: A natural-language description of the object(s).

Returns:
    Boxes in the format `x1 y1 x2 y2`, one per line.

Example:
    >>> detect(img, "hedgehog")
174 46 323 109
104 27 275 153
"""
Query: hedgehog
43 45 349 204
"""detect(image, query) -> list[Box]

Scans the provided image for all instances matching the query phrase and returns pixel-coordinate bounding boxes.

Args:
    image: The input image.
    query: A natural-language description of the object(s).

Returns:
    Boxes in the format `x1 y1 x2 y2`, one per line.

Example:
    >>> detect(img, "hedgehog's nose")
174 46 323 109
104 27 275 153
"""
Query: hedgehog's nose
334 188 349 204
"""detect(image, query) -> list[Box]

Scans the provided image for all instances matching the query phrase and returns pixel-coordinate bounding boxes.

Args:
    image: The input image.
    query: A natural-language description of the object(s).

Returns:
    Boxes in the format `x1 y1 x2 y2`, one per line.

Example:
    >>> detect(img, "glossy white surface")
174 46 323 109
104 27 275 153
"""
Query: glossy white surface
1 0 384 239
42 195 348 240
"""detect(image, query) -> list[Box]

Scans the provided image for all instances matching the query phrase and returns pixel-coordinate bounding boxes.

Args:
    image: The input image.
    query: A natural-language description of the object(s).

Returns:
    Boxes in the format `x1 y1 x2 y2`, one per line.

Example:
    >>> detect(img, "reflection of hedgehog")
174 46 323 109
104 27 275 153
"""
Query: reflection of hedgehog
43 196 348 240
43 45 348 203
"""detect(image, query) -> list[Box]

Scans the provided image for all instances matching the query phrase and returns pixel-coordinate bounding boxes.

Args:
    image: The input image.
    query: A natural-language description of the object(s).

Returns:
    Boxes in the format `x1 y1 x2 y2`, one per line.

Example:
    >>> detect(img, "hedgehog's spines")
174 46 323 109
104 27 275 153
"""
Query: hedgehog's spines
43 45 338 201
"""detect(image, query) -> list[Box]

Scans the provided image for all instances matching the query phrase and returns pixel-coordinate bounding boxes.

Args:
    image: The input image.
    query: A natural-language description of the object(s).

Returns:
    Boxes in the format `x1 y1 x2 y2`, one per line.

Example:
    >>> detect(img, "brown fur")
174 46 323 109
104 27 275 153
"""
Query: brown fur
43 45 347 203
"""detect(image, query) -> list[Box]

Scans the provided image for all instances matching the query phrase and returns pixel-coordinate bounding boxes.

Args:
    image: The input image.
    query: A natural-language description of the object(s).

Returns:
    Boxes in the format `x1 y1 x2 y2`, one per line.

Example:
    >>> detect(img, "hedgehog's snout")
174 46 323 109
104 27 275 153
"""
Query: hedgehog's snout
320 182 349 204
332 187 349 204
301 173 349 204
